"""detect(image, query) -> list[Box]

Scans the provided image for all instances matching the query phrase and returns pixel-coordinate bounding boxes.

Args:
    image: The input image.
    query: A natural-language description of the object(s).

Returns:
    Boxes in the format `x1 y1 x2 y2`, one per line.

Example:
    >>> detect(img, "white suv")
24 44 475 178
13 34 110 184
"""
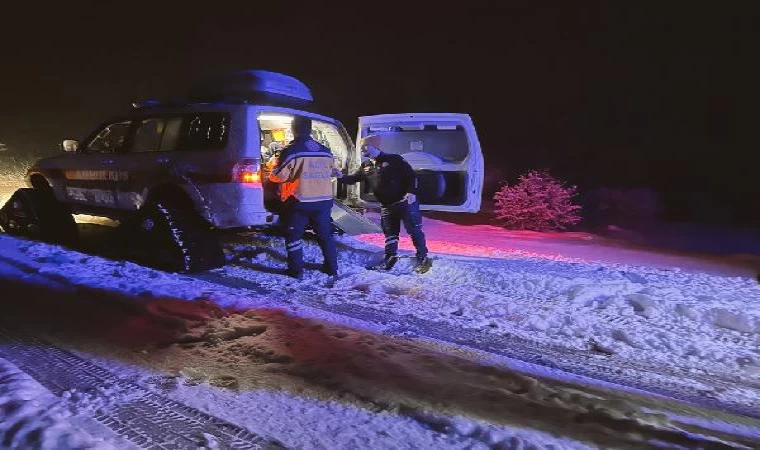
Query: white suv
0 71 484 272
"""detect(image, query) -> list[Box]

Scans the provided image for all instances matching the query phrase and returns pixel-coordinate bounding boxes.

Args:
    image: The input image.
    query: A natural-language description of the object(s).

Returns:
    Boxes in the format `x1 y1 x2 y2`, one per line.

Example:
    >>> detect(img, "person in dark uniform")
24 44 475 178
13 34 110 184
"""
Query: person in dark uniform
333 140 431 273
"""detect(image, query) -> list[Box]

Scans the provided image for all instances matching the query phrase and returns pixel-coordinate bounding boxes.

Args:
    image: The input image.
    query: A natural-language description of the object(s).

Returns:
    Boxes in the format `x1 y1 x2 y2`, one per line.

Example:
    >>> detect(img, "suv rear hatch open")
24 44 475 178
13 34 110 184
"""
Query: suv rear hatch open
356 113 484 213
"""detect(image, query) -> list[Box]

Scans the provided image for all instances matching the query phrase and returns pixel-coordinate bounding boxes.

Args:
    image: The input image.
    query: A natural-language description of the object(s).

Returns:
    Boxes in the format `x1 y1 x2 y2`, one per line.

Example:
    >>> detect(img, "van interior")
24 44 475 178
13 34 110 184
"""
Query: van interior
257 113 351 211
360 124 470 206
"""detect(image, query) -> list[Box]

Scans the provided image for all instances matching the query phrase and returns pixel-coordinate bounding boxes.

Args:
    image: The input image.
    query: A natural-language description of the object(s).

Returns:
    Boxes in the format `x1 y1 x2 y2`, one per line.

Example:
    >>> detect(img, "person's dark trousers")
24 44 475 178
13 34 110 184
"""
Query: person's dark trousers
283 199 338 276
380 200 428 259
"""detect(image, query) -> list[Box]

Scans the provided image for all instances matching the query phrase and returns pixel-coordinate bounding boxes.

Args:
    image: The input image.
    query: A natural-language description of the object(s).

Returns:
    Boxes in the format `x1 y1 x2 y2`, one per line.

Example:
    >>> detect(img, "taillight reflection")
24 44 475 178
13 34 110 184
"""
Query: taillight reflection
242 171 260 183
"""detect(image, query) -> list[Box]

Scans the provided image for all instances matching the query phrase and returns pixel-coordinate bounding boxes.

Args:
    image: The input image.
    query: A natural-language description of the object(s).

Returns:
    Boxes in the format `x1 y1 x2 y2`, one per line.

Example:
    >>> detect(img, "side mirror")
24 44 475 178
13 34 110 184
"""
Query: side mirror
62 139 79 153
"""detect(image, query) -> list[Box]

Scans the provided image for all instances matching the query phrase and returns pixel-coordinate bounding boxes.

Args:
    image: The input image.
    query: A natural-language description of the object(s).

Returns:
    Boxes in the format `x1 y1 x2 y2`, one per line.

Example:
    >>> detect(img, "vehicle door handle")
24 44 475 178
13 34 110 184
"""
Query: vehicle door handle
102 159 116 165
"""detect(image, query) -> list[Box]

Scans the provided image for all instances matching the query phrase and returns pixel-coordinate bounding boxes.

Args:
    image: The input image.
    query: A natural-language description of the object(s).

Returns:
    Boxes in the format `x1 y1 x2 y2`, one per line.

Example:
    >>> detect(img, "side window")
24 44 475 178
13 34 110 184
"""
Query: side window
178 113 229 151
132 118 165 152
131 117 183 152
86 121 132 154
160 117 183 151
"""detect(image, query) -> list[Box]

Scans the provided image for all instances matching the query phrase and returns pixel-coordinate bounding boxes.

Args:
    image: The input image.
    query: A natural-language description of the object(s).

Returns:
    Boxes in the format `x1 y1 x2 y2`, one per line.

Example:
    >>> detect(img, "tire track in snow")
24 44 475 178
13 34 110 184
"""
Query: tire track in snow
215 231 760 372
330 253 760 390
434 257 760 389
0 322 284 450
414 257 759 352
197 267 760 421
1 244 757 431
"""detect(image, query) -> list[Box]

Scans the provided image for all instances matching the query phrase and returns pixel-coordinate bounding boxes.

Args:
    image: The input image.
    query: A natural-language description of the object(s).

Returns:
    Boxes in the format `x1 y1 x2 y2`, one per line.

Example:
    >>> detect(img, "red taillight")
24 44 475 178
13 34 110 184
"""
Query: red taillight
232 159 261 185
242 171 260 183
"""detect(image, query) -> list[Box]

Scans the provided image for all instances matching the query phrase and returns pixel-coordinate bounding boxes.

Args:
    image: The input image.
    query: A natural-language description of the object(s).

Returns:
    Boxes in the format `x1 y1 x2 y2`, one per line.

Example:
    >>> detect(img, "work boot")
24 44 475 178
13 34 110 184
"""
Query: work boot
320 262 338 277
286 269 304 280
367 255 399 271
413 256 432 274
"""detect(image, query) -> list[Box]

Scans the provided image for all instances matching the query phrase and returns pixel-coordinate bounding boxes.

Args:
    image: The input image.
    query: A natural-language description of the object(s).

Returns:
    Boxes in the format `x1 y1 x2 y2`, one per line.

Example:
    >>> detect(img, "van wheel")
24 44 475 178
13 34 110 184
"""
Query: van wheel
0 188 78 245
131 201 226 273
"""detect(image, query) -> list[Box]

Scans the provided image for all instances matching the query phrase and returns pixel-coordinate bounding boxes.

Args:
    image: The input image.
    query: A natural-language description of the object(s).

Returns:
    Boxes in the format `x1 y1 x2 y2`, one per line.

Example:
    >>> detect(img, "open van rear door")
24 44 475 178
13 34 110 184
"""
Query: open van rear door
356 113 484 213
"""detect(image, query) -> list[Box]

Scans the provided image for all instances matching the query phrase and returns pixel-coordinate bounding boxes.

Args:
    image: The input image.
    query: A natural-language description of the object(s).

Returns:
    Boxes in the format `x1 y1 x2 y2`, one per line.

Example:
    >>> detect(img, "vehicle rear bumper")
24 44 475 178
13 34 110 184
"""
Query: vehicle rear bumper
196 183 273 229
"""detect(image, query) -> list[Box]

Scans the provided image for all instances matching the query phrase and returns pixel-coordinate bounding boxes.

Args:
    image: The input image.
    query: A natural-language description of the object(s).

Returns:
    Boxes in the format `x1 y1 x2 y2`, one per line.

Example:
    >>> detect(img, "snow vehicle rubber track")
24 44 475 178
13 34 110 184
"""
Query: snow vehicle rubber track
0 322 283 449
0 187 78 245
129 200 226 273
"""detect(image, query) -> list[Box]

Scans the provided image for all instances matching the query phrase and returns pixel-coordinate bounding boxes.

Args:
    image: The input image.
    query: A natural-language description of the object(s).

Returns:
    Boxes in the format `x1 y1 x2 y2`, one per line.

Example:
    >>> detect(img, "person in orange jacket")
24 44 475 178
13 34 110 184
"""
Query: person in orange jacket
269 116 337 279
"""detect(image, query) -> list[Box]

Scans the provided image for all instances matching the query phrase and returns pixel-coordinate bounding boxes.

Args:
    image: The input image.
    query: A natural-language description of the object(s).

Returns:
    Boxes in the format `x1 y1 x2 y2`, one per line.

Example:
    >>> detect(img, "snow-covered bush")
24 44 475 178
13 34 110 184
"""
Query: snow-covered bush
0 153 34 205
0 154 33 182
493 170 582 231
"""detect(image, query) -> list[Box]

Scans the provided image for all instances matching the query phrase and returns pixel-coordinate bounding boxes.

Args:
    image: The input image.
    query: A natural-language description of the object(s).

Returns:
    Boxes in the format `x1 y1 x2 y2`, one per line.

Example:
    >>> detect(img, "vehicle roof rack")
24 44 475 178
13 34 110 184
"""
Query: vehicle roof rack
187 70 314 104
132 70 317 111
132 99 163 109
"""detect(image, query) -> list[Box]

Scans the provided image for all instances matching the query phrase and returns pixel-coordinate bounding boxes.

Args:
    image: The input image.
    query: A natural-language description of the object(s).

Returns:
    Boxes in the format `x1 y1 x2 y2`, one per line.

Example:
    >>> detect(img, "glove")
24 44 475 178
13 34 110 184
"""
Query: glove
331 167 344 178
405 193 417 204
265 156 278 171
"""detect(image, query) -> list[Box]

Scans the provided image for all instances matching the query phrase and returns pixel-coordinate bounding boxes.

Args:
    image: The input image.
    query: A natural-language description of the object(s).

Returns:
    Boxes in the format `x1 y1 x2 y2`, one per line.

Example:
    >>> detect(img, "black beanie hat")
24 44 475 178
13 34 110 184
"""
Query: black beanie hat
292 116 312 138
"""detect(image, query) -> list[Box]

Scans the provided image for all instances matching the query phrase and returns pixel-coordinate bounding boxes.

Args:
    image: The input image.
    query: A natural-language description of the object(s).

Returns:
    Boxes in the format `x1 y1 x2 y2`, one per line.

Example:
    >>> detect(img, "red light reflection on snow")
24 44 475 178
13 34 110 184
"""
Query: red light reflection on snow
356 233 560 260
101 297 231 347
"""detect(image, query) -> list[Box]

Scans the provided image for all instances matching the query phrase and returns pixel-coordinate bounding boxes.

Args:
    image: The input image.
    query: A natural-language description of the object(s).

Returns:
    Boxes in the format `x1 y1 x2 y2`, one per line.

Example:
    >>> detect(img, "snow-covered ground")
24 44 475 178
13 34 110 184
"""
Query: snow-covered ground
1 203 760 447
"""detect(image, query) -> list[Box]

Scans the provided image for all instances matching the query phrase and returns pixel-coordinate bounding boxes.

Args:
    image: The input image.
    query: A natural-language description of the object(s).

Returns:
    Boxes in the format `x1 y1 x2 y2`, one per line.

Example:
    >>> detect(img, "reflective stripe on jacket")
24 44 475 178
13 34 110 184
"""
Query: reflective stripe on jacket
269 137 334 202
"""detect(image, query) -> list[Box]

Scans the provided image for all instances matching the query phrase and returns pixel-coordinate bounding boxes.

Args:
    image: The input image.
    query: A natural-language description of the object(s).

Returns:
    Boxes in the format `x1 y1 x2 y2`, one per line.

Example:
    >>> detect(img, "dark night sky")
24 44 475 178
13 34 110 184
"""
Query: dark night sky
1 2 757 222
